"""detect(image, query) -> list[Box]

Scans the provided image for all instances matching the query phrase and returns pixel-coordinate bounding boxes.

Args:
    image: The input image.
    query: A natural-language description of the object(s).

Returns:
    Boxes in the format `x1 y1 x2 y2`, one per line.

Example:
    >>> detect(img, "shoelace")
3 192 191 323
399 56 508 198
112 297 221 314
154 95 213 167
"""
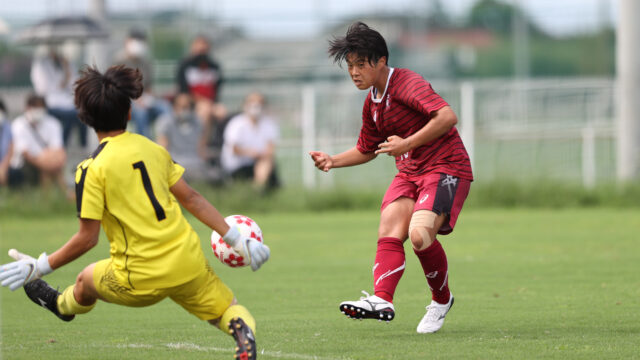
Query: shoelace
359 290 372 300
424 304 445 322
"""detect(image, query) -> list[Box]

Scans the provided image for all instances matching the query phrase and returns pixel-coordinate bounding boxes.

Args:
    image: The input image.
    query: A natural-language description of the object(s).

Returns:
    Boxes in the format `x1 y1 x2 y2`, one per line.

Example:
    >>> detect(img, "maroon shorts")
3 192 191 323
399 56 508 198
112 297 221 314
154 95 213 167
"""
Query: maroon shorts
381 172 471 235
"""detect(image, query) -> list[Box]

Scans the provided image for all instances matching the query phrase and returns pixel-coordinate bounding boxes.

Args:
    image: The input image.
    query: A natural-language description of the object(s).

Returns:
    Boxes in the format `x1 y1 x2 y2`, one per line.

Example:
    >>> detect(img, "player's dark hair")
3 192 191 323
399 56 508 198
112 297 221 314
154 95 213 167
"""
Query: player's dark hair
26 94 46 108
74 64 143 132
0 98 5 112
328 22 389 66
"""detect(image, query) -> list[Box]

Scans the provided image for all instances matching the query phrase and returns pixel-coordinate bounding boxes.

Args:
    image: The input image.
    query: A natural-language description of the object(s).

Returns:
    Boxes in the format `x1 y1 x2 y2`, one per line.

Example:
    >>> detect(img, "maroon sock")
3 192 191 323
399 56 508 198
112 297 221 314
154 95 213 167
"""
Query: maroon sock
414 239 451 304
373 237 405 303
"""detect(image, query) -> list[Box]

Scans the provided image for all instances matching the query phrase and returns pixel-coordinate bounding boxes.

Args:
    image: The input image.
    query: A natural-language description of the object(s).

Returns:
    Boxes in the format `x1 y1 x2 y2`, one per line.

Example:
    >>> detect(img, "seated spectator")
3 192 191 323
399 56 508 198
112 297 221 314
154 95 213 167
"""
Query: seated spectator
9 94 68 195
0 99 12 186
221 92 280 191
155 93 218 182
31 44 86 148
114 28 170 138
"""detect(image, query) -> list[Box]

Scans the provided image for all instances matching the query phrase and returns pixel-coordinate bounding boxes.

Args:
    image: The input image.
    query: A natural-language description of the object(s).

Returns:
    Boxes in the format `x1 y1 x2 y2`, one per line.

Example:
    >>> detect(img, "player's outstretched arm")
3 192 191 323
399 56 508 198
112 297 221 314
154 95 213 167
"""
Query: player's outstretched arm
48 219 101 269
309 146 376 172
170 178 270 271
0 219 100 290
170 178 230 234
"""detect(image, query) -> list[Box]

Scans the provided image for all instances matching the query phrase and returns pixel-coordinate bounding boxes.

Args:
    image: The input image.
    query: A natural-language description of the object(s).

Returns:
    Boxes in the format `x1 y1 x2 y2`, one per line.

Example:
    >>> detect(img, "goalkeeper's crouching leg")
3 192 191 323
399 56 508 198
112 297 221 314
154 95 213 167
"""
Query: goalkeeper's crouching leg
57 284 96 315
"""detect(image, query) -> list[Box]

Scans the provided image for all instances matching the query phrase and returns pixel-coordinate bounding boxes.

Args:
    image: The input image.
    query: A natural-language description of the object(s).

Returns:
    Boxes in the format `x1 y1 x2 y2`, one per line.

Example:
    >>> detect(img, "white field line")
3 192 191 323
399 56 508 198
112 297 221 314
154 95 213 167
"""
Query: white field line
112 342 354 360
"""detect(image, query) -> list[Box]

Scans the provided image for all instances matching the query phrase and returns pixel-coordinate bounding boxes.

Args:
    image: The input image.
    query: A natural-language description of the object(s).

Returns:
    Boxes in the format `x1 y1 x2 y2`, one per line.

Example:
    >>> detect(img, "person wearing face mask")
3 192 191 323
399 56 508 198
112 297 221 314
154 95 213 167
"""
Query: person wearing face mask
0 99 13 186
155 93 215 182
221 92 280 191
114 28 170 138
8 94 68 193
31 44 87 149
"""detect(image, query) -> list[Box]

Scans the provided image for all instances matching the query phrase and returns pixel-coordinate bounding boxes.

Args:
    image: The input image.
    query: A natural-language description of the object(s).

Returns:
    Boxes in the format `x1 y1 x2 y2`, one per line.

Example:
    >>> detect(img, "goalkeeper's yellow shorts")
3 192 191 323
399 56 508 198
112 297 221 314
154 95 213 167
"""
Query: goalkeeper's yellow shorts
92 258 233 320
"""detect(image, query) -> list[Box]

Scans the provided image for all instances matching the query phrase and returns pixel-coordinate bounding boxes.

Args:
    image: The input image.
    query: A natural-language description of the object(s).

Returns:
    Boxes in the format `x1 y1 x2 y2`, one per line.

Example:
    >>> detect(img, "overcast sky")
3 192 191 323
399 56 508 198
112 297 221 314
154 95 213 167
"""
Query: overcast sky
0 0 617 38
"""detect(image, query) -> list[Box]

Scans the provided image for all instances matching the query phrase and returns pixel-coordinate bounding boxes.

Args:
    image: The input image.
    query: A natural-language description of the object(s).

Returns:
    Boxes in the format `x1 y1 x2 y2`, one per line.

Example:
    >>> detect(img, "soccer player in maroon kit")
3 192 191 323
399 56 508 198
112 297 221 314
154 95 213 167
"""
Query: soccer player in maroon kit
309 22 473 333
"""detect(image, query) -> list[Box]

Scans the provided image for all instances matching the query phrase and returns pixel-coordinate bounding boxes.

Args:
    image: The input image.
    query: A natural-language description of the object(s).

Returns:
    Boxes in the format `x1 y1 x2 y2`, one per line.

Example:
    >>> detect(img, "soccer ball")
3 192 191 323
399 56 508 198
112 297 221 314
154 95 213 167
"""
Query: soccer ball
211 215 264 268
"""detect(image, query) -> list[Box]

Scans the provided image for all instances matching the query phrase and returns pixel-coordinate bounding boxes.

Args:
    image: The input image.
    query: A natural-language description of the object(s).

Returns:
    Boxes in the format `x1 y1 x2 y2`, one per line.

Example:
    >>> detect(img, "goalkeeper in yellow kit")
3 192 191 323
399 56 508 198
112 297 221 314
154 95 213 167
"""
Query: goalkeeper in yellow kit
0 65 269 360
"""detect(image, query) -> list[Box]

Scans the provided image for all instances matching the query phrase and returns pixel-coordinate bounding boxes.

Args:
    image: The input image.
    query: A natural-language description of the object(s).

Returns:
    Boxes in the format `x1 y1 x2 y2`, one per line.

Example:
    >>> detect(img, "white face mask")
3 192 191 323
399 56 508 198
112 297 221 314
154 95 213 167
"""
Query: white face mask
176 109 192 123
245 103 263 118
126 39 148 58
27 108 47 124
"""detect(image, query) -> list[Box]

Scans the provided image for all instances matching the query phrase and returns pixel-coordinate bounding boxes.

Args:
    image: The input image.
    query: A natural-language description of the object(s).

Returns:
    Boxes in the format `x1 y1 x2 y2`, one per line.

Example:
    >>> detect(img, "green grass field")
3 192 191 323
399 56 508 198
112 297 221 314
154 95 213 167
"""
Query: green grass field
1 208 639 359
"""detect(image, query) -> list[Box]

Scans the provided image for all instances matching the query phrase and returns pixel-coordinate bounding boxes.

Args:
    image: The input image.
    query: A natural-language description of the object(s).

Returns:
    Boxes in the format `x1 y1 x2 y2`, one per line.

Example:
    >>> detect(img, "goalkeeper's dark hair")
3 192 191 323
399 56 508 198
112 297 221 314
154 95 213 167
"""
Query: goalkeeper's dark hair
74 64 143 132
328 22 389 66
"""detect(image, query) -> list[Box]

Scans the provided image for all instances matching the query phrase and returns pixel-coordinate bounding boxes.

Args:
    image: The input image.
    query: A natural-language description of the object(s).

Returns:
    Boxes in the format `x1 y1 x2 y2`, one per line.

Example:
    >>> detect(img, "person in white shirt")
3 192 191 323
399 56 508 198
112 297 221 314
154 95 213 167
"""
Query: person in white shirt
31 45 87 148
9 94 67 195
221 92 280 191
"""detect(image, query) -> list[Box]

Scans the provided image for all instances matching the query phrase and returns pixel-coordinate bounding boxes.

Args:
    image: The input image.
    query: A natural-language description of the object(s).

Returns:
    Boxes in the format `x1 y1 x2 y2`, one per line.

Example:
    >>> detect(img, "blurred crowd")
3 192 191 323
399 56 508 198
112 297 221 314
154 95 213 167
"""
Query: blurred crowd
0 30 280 197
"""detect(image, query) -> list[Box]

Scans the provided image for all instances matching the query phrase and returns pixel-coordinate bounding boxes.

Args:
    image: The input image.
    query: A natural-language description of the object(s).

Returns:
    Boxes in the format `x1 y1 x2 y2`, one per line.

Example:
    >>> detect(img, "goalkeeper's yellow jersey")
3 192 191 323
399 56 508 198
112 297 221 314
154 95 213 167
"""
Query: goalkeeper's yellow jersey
75 131 207 289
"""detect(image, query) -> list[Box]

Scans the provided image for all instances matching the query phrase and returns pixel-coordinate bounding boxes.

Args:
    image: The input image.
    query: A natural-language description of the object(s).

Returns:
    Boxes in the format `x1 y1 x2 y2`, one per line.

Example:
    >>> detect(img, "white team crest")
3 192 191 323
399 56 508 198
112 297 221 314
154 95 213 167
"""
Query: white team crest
386 95 391 108
373 110 377 123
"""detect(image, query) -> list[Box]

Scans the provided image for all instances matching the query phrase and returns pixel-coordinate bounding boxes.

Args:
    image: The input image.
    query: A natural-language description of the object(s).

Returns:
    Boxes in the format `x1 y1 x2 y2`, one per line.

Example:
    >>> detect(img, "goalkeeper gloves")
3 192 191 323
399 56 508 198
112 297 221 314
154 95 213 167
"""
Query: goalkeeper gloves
0 249 53 291
223 226 270 271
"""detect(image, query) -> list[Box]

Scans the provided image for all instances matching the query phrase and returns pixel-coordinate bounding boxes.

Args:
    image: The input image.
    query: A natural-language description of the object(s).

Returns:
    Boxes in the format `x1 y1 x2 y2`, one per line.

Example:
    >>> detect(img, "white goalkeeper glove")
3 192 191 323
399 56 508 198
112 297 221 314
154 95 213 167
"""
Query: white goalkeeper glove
0 249 53 291
223 226 270 271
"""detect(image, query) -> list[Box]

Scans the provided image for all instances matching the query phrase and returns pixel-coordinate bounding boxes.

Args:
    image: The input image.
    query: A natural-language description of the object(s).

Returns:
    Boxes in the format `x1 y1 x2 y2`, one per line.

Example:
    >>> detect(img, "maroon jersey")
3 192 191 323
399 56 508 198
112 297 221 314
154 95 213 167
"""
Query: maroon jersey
356 68 473 180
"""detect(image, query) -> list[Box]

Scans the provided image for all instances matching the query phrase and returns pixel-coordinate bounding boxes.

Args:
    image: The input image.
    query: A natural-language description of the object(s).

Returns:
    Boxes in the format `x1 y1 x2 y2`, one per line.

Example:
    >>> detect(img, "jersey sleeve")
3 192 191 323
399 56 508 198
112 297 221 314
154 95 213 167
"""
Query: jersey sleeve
154 114 171 137
356 98 385 154
223 116 242 146
264 118 279 144
48 118 64 149
398 73 449 117
168 153 185 187
75 160 104 220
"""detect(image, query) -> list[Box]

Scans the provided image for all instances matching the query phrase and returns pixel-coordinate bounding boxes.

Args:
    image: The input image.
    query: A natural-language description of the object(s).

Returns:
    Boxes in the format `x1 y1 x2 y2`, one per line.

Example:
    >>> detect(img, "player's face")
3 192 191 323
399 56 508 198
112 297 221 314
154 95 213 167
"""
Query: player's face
346 53 384 90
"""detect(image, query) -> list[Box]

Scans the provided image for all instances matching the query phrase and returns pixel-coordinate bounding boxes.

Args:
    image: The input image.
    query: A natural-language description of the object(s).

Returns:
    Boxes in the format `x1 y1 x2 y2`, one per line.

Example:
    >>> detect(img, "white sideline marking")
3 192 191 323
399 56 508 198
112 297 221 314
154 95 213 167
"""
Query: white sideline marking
113 342 352 360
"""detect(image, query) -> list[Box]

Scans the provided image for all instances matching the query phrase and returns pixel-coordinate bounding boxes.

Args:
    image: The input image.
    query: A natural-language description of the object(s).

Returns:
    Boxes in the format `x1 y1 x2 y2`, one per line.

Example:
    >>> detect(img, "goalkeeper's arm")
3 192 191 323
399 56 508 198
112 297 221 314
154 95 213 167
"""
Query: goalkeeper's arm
0 218 100 290
47 218 101 269
170 177 231 236
170 177 270 271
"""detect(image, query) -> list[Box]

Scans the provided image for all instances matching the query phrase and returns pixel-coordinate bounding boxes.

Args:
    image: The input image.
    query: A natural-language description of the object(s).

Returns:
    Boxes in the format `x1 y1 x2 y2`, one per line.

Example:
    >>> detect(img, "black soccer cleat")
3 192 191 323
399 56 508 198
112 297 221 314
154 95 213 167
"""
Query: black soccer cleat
23 279 75 322
339 291 395 322
228 317 256 360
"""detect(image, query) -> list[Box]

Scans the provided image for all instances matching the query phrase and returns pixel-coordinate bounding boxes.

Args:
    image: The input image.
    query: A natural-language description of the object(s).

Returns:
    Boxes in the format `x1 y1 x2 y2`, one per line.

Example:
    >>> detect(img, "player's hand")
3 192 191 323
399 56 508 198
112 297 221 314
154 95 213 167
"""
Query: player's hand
0 249 53 291
309 151 333 172
375 135 411 157
223 227 271 271
236 237 270 272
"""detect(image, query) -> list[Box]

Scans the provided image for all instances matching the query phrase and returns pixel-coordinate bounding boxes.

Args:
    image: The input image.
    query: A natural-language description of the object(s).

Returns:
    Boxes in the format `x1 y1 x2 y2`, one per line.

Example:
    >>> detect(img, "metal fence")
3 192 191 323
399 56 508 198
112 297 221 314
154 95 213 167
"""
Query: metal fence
0 76 616 189
215 77 616 189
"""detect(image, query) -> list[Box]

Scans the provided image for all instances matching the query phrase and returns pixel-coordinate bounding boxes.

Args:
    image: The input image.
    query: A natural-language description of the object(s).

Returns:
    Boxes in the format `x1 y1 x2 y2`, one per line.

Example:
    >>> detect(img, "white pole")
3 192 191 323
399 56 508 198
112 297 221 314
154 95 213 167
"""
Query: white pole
460 82 475 170
512 0 530 79
86 0 108 70
616 0 640 180
582 125 596 189
302 85 316 189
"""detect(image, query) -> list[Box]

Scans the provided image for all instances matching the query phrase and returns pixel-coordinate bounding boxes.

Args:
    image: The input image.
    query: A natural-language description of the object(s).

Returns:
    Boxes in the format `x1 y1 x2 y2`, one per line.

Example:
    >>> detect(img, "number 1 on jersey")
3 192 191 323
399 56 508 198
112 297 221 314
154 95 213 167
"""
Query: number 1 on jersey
133 161 166 221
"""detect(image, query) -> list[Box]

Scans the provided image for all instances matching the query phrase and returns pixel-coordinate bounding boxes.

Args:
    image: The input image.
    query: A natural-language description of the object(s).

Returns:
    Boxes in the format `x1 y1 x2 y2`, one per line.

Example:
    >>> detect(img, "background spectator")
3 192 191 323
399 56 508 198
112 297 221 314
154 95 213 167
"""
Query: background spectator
221 92 280 191
0 99 12 186
155 93 219 182
176 35 226 128
31 44 86 148
114 28 169 138
9 94 68 196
